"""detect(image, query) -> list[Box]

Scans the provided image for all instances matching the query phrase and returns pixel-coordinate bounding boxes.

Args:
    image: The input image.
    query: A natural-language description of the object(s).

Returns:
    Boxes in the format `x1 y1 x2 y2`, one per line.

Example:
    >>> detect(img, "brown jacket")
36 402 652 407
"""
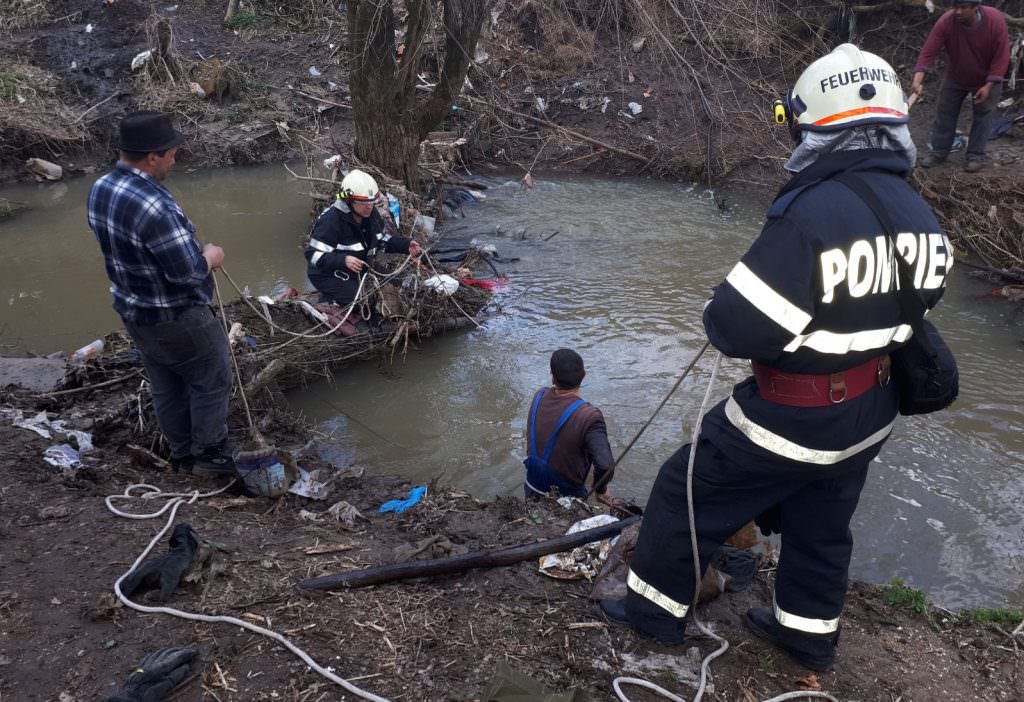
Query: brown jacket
526 387 613 493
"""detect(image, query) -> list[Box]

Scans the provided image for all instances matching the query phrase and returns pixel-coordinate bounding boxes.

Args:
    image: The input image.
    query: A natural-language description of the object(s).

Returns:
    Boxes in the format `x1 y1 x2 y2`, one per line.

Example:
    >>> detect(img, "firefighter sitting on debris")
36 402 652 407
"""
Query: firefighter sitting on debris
304 169 421 310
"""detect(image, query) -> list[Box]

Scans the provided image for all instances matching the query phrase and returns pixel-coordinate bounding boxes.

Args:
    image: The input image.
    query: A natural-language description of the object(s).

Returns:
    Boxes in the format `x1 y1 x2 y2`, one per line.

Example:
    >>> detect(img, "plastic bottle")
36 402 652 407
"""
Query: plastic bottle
387 193 401 229
69 339 104 361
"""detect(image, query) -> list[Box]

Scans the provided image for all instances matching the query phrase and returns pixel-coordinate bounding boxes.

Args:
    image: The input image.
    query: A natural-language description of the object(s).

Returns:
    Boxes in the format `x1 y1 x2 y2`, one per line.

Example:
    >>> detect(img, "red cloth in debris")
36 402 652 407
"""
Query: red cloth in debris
460 277 510 291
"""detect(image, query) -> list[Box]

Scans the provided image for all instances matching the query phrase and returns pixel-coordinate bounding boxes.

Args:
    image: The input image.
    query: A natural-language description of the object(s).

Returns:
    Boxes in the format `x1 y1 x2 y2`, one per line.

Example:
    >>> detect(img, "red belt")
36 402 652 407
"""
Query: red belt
752 355 891 407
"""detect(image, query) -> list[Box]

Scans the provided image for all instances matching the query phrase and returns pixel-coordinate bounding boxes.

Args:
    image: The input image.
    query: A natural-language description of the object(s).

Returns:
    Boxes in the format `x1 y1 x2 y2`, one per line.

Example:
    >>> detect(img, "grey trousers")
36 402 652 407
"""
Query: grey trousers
125 305 232 458
929 76 1002 158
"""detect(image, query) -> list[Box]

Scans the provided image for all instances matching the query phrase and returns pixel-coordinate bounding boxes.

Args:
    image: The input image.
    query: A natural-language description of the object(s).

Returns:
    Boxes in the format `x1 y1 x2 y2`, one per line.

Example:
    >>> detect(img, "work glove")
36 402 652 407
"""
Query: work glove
755 504 782 537
119 524 199 602
106 646 198 702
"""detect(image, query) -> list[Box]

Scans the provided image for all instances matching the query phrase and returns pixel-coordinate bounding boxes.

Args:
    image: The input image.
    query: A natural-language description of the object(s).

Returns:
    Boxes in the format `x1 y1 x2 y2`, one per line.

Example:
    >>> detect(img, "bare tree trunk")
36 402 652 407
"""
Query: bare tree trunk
347 0 489 191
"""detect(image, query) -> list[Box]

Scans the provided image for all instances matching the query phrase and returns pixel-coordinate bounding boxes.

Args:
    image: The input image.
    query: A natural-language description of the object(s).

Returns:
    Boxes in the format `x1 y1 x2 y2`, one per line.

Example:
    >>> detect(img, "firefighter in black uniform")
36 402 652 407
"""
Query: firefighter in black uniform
600 44 953 670
305 169 421 308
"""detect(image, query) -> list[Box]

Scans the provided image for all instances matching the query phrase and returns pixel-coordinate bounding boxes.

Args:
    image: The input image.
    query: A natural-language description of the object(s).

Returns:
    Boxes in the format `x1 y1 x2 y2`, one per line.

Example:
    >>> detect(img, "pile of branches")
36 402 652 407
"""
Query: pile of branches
222 262 491 394
464 0 844 183
916 169 1024 271
42 255 491 455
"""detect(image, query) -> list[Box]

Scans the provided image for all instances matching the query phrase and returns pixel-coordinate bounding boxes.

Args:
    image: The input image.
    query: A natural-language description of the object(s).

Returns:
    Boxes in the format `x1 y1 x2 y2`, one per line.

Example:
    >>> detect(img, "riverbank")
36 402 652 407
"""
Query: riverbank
1 384 1022 701
3 0 1023 271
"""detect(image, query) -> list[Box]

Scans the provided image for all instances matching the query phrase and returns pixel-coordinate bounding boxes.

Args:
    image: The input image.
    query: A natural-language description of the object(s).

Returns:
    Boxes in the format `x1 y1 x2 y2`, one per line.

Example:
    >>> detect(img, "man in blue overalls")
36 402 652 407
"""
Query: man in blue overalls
523 349 615 504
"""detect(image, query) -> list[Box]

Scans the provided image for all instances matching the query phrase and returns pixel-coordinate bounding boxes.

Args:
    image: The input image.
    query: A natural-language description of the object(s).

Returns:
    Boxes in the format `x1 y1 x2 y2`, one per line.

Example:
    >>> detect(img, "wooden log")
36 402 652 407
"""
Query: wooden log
245 358 286 395
296 515 640 590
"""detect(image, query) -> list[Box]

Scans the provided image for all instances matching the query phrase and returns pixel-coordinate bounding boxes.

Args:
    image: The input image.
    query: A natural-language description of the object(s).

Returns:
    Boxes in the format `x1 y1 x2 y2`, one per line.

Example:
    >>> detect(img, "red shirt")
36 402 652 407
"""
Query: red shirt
914 6 1010 89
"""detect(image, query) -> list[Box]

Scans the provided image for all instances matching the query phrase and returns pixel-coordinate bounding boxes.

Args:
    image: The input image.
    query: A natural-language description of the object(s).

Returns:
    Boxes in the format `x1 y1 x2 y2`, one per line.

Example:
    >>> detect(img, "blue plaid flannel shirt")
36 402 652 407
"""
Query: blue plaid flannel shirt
87 163 212 324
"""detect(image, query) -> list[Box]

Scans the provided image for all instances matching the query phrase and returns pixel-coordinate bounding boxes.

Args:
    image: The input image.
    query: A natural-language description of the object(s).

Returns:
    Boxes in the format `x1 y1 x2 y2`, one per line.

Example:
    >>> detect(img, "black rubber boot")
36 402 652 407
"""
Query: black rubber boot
744 607 838 672
599 598 686 646
193 445 236 477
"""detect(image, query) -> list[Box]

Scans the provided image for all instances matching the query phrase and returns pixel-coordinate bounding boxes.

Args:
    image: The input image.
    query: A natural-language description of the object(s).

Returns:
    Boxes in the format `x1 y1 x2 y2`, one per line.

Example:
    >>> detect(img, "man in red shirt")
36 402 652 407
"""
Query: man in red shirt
912 0 1010 172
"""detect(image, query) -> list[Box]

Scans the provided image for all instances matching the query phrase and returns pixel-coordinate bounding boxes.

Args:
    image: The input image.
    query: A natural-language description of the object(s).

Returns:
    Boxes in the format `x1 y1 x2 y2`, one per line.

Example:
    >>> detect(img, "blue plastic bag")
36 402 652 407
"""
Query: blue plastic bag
380 485 427 514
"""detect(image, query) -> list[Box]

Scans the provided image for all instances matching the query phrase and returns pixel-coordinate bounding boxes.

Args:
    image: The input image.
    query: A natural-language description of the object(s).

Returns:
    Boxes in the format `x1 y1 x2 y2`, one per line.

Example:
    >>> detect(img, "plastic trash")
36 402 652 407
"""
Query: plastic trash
131 50 153 71
69 339 104 361
387 193 401 228
44 444 81 470
85 23 94 33
323 154 343 170
379 485 427 514
423 275 459 296
412 213 435 238
25 158 63 181
628 101 643 115
308 66 321 77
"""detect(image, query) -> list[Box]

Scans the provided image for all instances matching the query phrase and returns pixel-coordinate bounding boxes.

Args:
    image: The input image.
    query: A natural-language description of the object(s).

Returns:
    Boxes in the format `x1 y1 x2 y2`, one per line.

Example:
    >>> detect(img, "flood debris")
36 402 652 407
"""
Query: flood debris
24 157 62 180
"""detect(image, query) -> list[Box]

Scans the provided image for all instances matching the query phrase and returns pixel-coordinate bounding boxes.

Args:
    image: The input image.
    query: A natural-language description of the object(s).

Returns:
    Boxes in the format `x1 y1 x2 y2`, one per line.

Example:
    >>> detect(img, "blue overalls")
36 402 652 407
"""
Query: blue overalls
523 388 589 498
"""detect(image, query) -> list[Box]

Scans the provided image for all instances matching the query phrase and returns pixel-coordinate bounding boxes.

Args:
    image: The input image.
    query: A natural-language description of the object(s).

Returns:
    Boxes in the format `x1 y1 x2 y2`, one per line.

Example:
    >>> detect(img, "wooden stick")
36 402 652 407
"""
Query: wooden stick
464 96 653 168
124 443 171 471
286 88 352 110
73 92 122 124
296 515 639 590
245 358 286 395
35 368 143 398
283 163 339 185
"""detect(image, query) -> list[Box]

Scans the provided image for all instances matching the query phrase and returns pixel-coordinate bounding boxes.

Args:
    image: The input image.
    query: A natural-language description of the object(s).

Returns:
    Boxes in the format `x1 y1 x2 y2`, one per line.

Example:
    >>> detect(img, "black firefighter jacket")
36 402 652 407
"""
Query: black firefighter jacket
304 200 412 281
700 149 951 476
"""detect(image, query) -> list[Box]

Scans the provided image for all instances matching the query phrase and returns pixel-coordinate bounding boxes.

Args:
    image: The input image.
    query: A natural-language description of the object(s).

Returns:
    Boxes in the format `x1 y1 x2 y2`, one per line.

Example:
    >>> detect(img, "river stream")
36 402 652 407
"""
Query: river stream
1 165 1021 610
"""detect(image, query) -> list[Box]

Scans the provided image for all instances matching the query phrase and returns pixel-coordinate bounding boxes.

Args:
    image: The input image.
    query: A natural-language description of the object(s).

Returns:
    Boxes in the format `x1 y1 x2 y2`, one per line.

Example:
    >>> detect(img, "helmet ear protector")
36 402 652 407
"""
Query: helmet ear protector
771 93 806 142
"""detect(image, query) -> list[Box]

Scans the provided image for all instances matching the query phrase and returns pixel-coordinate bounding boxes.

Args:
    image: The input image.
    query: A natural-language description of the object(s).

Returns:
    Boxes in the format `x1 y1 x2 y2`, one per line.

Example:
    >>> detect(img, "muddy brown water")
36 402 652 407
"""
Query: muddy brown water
1 166 1022 610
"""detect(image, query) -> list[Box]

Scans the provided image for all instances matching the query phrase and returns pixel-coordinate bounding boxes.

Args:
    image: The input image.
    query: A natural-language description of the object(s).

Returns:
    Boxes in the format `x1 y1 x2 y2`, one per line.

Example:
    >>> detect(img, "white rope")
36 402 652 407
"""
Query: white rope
220 265 370 341
612 351 839 702
106 482 392 702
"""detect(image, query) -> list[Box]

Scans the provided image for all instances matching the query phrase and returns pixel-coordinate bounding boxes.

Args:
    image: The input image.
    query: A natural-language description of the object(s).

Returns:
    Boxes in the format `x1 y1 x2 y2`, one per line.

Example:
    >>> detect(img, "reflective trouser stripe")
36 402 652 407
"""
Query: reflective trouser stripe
308 238 333 253
310 251 325 266
627 569 689 618
774 596 840 634
724 397 894 465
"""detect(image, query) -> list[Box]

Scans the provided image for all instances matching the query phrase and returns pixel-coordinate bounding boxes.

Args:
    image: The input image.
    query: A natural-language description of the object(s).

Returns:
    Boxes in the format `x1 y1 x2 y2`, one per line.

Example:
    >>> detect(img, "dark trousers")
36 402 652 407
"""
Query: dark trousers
310 270 361 307
624 439 871 640
929 76 1001 158
125 305 232 459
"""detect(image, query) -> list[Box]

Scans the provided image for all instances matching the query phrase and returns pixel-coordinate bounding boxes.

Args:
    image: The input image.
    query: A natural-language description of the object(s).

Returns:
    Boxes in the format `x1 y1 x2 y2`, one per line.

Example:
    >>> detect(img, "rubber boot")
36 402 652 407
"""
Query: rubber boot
744 607 838 672
599 598 686 646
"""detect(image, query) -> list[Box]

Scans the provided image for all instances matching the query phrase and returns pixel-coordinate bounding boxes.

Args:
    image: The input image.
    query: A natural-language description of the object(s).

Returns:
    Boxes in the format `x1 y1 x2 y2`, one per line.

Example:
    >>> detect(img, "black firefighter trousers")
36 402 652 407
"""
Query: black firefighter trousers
624 438 870 641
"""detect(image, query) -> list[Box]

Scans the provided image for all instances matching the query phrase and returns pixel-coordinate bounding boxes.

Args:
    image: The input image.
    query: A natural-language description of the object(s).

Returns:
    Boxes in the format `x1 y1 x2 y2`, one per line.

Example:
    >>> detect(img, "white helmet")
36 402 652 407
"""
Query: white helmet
788 44 908 133
339 169 380 202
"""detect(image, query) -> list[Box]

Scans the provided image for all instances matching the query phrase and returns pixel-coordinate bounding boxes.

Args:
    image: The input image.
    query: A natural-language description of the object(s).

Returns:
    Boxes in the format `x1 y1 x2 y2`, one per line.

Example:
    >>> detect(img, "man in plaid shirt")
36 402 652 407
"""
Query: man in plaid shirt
88 111 234 476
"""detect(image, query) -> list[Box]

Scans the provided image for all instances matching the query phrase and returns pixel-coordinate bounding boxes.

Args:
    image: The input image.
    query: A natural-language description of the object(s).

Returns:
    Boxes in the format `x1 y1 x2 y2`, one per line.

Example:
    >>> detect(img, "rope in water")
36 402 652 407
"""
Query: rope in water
586 340 711 499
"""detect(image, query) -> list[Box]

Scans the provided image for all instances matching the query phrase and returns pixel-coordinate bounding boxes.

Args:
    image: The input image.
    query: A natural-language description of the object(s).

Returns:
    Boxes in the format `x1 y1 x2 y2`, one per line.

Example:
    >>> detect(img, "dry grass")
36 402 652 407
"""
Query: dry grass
0 0 52 34
0 59 85 157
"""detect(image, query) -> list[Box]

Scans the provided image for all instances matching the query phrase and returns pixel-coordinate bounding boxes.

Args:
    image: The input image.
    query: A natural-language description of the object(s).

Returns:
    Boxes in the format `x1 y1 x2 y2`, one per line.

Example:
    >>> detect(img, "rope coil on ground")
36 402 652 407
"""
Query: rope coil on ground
106 482 393 702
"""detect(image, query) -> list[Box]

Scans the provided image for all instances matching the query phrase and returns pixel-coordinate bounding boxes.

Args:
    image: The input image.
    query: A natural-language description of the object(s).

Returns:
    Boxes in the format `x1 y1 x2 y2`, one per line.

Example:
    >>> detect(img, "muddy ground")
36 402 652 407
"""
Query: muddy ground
1 386 1022 701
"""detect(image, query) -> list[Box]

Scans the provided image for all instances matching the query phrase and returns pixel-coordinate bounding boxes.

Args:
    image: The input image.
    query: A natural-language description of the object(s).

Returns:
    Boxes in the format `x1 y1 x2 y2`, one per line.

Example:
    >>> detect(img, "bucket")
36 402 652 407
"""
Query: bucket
233 443 290 498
